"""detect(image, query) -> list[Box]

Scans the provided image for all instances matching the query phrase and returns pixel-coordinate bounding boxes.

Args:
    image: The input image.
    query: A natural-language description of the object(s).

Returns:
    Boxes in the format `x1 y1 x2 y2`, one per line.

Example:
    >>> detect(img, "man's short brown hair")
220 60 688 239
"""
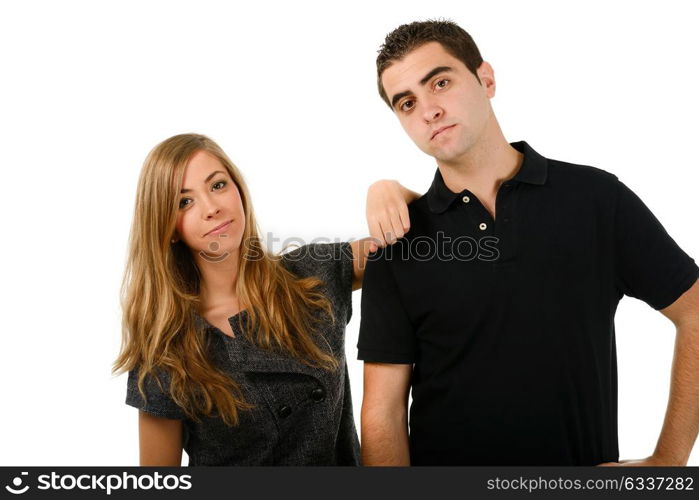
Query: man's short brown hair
376 19 484 108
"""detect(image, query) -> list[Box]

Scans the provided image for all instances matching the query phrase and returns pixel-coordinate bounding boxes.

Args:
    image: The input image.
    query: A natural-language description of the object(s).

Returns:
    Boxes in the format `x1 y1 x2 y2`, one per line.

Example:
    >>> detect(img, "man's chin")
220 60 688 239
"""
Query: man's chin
418 141 466 163
430 142 475 164
432 150 464 164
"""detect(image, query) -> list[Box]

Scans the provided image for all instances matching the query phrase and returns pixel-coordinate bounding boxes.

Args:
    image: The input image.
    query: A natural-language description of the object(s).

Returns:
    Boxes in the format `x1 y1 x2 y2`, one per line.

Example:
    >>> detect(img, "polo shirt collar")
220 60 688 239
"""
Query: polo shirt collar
426 140 548 214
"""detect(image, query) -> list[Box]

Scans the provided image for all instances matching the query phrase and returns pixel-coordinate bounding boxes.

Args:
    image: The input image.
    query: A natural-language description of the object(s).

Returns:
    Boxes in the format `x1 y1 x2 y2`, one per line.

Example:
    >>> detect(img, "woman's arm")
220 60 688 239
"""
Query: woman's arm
138 410 184 466
366 180 420 252
350 181 420 290
350 238 375 291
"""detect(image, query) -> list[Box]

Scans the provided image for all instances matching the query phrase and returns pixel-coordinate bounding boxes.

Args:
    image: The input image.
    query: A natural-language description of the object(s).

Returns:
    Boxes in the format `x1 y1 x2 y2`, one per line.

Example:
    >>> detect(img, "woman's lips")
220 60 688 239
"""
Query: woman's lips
206 220 233 236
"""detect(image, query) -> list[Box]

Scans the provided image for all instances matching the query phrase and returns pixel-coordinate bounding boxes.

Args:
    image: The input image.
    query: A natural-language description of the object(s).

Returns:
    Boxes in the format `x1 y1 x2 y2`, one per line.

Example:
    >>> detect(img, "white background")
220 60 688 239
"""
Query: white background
1 0 697 466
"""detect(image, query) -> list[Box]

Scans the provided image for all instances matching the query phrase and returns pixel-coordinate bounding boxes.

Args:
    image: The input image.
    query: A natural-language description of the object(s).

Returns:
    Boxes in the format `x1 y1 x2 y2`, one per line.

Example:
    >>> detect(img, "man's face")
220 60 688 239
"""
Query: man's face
381 41 495 164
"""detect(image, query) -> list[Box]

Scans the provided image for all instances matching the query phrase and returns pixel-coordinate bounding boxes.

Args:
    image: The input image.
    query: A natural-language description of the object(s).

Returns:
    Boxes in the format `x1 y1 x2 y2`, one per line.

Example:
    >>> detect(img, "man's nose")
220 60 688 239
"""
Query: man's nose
422 100 443 123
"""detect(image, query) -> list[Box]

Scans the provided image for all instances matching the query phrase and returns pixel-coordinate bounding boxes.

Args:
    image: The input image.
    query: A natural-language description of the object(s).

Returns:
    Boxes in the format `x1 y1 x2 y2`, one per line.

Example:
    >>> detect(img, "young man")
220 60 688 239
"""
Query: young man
357 20 699 466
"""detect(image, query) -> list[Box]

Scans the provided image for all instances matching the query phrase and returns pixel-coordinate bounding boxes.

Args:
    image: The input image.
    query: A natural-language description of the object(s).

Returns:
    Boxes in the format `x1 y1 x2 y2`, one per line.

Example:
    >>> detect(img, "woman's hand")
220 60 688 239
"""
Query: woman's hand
366 180 420 252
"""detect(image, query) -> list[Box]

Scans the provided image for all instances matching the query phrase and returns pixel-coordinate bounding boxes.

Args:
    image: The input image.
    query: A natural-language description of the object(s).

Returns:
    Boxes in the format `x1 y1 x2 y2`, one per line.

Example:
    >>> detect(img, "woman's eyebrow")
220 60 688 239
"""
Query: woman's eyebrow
181 170 226 193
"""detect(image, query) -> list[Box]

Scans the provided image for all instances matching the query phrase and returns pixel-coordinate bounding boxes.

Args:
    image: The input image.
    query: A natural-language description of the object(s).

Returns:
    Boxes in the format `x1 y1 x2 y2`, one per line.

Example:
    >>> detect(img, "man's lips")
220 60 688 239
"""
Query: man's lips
205 220 233 236
431 124 456 140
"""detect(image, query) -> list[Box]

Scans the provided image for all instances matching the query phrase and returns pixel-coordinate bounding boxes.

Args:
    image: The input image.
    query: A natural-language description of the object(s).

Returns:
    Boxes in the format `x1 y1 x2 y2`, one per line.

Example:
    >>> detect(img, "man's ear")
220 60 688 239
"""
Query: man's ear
476 61 496 98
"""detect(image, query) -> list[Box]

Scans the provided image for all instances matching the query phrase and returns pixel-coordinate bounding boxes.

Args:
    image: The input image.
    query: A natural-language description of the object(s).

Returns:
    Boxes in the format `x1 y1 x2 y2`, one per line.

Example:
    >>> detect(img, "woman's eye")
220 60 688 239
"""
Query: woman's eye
178 181 227 209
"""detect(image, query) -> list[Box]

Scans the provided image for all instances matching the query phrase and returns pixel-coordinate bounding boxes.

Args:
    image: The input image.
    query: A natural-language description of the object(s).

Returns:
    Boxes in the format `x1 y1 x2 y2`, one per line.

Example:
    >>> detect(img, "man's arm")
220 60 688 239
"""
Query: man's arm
361 362 412 466
653 278 699 465
600 278 699 466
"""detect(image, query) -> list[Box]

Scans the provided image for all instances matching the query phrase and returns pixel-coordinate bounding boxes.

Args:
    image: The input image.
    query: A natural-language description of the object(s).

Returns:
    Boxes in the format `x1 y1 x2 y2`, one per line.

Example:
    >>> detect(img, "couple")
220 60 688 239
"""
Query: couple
114 20 699 466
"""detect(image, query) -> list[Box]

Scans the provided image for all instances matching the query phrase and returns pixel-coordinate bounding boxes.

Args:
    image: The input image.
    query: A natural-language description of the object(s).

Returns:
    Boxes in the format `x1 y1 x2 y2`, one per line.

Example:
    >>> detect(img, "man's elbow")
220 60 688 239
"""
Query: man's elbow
360 401 409 466
361 400 407 430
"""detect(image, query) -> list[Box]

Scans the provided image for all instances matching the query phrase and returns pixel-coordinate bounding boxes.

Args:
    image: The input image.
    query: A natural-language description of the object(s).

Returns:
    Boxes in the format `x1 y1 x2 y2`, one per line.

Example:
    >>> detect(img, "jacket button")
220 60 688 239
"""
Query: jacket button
279 405 292 418
310 387 326 402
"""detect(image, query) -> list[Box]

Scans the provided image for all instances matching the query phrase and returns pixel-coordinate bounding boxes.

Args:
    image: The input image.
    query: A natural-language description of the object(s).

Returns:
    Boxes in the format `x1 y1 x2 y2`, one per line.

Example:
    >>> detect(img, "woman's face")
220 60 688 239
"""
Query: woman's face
174 150 246 262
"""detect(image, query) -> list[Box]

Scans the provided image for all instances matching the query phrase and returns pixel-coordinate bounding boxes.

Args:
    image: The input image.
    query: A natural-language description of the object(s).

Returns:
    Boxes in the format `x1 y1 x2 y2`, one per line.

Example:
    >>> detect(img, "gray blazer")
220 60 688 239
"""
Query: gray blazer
126 242 360 465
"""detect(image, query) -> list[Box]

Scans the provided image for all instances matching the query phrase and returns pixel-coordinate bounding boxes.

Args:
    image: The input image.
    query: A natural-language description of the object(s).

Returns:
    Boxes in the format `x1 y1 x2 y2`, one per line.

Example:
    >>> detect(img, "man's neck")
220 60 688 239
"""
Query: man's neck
436 127 523 220
437 135 522 196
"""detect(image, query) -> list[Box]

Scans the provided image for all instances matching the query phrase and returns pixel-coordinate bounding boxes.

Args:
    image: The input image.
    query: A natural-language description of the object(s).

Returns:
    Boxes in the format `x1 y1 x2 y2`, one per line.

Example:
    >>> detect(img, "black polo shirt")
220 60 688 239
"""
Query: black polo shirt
357 141 698 466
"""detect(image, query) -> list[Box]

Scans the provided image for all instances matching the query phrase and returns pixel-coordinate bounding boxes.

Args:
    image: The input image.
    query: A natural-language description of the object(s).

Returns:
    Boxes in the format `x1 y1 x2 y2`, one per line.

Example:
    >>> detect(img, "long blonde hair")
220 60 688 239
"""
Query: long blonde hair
113 133 337 426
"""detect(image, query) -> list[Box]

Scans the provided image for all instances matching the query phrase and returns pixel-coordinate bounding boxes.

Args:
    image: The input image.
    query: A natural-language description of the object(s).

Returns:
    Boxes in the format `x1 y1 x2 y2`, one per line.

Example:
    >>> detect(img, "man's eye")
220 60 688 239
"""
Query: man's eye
400 100 414 112
436 78 449 89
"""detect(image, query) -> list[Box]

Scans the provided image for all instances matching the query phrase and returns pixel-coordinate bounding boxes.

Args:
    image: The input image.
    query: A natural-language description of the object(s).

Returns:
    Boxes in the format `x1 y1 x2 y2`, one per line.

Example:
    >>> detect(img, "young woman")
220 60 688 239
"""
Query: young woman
113 133 416 465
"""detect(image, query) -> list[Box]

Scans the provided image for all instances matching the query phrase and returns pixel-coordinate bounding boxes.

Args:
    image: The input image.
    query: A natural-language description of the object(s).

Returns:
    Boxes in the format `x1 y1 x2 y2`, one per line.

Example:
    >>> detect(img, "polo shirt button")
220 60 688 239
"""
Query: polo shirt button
310 387 326 402
479 223 487 231
462 195 470 204
279 405 292 418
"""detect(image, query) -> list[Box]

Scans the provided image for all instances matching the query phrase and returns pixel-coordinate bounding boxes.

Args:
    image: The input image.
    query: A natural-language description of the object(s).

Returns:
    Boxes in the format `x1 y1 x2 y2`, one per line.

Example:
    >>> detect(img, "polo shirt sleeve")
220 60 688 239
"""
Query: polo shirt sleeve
280 242 354 325
613 178 699 310
125 365 187 420
357 246 416 363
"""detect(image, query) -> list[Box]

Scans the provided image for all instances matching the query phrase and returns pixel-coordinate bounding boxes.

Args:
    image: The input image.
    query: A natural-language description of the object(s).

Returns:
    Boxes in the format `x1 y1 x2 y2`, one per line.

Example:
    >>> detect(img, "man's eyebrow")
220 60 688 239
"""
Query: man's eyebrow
390 66 454 110
180 170 226 193
391 91 412 110
420 66 452 85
